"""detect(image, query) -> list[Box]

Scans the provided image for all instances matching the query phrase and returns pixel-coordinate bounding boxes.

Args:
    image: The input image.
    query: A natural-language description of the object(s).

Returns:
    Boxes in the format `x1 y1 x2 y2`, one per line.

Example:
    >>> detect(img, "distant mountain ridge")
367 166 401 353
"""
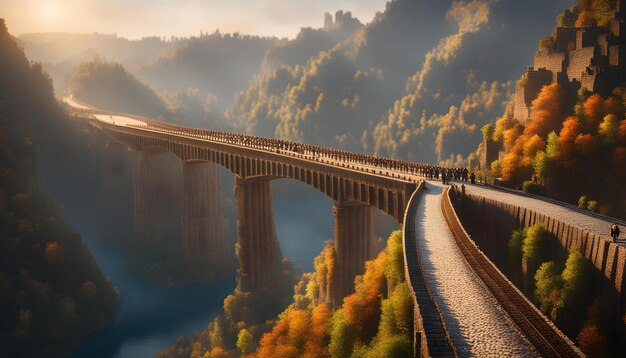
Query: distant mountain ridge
226 0 572 163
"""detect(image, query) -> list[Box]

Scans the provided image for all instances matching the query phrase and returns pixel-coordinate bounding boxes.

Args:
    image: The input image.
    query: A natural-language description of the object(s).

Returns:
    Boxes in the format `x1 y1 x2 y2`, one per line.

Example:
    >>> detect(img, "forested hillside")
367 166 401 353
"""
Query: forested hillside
137 33 278 110
137 14 363 121
227 0 572 161
262 11 361 70
70 58 171 119
19 32 171 92
161 231 413 357
477 0 626 219
0 19 120 356
226 0 455 147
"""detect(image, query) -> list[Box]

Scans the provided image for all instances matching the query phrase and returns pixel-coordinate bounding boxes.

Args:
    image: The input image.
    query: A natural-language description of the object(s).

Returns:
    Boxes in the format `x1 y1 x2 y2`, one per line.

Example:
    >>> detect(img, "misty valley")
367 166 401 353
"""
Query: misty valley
2 1 626 357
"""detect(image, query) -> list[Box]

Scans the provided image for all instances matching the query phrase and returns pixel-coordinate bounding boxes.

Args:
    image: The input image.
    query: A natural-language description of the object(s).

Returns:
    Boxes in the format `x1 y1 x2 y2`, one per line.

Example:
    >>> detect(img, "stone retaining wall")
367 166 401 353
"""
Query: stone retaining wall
450 190 626 313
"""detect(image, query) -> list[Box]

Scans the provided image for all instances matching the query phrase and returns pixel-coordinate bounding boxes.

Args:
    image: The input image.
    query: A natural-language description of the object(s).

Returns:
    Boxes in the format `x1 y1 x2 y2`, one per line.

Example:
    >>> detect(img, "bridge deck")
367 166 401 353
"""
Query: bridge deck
402 184 456 357
416 182 539 357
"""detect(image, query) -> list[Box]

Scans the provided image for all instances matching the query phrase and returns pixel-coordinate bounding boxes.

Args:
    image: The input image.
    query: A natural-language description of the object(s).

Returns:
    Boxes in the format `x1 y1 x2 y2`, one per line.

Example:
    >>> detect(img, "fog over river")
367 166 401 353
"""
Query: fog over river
59 175 395 357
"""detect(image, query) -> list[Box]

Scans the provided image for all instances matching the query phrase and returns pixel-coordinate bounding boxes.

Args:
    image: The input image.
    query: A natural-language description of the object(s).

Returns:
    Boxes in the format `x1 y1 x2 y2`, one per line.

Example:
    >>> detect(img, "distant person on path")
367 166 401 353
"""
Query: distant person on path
611 224 620 242
470 172 476 184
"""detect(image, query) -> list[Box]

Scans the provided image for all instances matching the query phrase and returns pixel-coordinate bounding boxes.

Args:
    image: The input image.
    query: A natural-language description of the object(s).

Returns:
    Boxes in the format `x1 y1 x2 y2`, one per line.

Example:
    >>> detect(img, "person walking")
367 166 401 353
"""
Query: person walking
611 224 620 242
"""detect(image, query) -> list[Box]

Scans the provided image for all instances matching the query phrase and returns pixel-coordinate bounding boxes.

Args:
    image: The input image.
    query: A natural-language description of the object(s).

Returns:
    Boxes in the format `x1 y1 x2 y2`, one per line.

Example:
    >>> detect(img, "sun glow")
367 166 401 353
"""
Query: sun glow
40 2 60 21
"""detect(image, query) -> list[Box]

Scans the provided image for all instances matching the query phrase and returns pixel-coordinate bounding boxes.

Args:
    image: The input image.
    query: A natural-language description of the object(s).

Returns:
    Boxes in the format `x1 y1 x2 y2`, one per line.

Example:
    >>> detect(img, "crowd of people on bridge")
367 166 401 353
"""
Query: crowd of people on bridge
131 120 477 185
422 166 472 184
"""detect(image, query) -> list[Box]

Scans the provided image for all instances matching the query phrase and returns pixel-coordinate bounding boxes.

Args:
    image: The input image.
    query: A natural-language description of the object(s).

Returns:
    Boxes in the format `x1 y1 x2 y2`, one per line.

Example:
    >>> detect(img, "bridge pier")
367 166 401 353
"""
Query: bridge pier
134 151 181 246
331 201 376 306
182 161 232 276
99 141 134 237
234 177 282 292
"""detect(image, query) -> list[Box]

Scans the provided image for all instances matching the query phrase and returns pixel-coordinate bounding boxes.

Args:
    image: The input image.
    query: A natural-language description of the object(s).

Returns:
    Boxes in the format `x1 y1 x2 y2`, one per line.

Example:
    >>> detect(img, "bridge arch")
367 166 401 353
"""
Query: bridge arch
111 129 413 223
102 122 417 299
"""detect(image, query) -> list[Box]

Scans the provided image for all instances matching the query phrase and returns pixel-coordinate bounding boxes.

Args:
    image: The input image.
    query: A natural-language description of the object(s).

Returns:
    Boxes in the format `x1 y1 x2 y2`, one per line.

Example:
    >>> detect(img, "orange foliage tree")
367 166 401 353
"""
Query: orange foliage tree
577 324 608 357
252 231 412 358
558 117 582 170
488 79 626 218
525 83 569 138
501 83 571 183
45 241 64 263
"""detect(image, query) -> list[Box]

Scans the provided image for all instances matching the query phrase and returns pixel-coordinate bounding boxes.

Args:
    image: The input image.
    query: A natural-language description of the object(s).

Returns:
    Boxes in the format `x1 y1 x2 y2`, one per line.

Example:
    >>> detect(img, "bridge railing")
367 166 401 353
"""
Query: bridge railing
67 106 98 117
68 95 470 184
124 120 468 183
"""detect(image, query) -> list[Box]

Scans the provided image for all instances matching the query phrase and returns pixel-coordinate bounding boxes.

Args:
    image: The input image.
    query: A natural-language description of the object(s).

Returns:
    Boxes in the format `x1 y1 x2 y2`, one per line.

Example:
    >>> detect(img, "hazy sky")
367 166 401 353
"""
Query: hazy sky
2 0 388 39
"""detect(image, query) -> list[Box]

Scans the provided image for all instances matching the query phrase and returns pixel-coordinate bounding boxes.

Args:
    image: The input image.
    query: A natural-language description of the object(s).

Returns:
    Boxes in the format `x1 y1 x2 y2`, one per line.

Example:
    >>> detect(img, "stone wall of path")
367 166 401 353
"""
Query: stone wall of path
450 190 626 314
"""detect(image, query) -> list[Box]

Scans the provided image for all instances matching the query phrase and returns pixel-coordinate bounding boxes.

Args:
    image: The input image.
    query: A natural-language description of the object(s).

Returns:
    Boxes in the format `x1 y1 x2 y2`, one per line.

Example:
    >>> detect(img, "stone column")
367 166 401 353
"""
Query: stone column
134 151 181 246
234 177 281 292
182 161 232 276
331 201 376 306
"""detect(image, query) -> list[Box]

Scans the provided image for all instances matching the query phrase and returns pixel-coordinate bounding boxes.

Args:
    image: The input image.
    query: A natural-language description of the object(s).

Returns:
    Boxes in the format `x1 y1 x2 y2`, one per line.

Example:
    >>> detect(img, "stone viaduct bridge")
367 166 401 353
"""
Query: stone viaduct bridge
64 97 620 357
67 97 418 305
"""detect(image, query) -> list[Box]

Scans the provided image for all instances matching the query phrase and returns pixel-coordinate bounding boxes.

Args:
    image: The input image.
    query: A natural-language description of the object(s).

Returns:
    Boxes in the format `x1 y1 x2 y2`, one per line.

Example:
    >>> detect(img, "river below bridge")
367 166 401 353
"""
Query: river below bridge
69 232 235 358
67 182 343 357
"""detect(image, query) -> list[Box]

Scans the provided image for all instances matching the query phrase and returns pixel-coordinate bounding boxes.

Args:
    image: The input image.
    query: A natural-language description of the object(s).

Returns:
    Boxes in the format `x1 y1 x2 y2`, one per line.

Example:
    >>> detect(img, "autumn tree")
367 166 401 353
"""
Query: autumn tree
598 114 619 147
250 231 412 358
526 83 569 138
236 329 253 356
575 0 617 27
44 241 64 263
560 249 593 314
501 83 572 183
534 261 563 314
508 228 525 270
522 224 549 270
577 324 608 357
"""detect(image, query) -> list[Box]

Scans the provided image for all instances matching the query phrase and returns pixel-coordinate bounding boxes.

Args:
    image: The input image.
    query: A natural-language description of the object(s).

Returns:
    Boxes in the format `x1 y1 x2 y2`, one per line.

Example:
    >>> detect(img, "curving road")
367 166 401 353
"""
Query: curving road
416 182 539 357
64 96 148 127
463 183 623 245
64 95 94 111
